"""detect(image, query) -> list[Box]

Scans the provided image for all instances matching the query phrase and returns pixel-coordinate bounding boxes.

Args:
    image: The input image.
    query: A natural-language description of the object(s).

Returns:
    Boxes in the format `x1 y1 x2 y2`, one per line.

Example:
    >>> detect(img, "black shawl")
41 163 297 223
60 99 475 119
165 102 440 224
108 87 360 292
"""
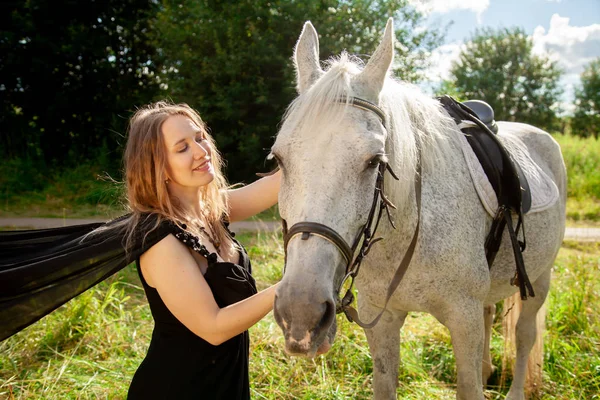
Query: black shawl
0 215 170 342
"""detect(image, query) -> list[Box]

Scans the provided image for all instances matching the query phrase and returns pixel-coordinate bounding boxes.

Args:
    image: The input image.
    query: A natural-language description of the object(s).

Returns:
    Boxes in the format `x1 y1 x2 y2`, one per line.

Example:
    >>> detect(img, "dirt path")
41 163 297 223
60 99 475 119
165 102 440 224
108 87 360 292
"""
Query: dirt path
0 217 279 231
1 217 598 242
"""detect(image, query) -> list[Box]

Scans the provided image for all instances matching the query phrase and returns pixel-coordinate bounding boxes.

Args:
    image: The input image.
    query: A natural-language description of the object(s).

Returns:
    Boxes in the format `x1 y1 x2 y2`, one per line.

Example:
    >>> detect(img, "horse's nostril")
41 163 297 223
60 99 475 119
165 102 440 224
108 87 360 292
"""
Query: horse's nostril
315 300 335 333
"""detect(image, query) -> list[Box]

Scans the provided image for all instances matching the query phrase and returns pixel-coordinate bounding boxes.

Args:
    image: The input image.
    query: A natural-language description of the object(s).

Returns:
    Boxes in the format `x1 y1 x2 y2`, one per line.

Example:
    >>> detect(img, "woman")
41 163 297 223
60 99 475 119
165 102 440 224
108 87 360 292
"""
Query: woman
118 101 281 399
0 100 280 398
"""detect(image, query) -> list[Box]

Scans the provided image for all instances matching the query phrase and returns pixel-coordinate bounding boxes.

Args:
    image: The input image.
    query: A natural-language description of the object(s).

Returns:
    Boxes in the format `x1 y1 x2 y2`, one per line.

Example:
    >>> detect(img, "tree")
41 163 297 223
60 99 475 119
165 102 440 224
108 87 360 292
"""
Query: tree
0 0 161 169
150 0 443 182
572 58 600 138
448 27 563 131
435 79 467 102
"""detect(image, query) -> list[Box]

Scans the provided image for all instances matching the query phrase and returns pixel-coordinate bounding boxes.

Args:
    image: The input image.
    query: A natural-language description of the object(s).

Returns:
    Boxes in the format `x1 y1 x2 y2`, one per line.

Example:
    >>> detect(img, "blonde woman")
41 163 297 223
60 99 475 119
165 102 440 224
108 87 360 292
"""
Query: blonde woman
0 100 280 398
117 101 281 399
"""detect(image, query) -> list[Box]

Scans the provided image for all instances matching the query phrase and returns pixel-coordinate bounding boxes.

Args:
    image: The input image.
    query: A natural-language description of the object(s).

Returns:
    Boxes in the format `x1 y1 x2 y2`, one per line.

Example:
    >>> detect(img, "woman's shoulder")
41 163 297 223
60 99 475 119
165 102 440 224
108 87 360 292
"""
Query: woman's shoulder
125 213 178 253
136 213 218 261
136 212 175 233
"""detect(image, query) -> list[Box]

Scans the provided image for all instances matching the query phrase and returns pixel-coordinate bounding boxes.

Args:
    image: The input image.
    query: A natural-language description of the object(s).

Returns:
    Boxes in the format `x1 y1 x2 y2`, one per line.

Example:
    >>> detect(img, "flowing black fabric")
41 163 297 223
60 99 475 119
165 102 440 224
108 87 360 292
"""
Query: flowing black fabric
0 215 171 342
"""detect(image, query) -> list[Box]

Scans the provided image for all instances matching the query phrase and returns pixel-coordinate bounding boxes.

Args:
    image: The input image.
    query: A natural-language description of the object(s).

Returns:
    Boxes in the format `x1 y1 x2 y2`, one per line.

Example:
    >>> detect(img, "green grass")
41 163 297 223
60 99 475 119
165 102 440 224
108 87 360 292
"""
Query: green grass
0 160 126 219
251 205 280 222
2 134 598 224
1 233 598 399
552 134 600 223
552 134 600 200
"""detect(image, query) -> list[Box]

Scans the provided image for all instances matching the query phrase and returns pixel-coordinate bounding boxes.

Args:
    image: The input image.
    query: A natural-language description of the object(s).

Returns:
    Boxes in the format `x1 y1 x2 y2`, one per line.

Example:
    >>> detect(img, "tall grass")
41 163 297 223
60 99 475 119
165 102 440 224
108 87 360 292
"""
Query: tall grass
552 134 600 223
1 232 598 399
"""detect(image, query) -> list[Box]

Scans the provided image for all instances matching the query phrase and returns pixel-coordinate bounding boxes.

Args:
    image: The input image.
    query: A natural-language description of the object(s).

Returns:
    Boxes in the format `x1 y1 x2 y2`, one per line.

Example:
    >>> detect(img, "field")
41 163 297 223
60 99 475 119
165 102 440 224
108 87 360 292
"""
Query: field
1 232 598 400
552 134 600 225
1 134 599 225
1 133 598 399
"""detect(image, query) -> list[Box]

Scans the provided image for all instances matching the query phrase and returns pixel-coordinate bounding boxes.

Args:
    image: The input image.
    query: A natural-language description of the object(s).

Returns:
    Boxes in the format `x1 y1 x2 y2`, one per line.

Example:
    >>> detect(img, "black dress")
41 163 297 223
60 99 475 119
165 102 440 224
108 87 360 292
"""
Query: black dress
127 220 257 400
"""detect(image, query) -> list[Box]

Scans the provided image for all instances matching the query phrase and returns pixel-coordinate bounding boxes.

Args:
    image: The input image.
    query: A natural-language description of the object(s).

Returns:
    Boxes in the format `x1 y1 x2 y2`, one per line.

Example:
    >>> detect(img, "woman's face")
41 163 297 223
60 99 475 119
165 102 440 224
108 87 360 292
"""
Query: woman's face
162 114 215 189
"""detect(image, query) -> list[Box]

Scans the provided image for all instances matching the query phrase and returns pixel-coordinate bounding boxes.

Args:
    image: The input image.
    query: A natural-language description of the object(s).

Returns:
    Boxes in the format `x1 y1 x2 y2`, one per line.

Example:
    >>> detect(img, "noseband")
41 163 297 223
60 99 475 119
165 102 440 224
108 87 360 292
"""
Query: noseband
281 97 422 329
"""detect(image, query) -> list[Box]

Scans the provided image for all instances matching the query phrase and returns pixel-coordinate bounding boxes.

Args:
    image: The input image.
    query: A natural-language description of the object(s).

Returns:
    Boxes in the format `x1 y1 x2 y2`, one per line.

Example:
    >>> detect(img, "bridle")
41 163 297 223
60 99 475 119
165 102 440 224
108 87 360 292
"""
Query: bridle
281 97 422 329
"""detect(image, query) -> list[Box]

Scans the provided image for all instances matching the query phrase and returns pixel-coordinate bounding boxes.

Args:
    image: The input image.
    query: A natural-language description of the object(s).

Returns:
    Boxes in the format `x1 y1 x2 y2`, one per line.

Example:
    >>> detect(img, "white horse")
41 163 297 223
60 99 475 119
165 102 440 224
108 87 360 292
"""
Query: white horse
271 19 566 400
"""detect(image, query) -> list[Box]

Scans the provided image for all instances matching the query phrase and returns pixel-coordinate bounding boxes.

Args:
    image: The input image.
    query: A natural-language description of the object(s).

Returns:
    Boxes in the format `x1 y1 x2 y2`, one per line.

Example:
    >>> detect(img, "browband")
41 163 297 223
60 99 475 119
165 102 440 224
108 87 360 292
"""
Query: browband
340 97 386 126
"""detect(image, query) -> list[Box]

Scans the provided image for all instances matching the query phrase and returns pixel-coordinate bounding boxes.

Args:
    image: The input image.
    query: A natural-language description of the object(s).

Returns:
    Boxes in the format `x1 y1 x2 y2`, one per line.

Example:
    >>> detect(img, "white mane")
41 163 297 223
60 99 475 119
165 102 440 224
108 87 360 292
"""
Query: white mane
279 53 458 200
380 77 458 185
280 53 363 140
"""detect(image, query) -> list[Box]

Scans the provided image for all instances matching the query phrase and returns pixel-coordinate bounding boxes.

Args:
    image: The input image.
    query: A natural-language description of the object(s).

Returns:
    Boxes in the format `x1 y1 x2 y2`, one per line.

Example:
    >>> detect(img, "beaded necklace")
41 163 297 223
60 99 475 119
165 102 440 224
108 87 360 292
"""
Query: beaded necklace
199 226 221 249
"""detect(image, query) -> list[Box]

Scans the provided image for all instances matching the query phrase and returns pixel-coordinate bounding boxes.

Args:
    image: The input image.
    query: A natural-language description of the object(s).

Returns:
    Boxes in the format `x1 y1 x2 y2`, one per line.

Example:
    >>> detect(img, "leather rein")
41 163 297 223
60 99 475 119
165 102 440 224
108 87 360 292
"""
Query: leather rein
281 97 422 329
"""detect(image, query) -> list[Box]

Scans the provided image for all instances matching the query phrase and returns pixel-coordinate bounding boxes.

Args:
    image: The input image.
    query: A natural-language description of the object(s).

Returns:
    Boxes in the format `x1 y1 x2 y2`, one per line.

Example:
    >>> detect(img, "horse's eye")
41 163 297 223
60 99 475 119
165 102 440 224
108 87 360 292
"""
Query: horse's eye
268 153 283 168
367 155 385 169
367 159 379 168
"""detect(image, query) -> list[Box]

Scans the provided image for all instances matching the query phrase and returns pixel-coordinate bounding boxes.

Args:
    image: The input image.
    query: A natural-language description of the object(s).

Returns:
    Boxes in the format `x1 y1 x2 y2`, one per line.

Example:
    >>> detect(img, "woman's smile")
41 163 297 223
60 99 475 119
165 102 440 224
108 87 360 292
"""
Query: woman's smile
193 159 212 172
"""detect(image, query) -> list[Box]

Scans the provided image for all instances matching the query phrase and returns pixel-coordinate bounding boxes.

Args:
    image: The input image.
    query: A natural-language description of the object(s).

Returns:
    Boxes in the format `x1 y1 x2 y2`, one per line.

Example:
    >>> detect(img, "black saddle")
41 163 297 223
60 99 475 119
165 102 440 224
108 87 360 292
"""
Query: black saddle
462 100 498 134
454 99 531 214
438 95 535 300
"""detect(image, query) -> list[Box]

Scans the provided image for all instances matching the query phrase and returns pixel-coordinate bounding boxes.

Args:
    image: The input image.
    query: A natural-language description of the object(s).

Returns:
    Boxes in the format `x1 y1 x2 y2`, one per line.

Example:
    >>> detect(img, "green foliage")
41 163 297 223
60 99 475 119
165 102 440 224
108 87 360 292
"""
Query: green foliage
0 0 161 167
572 58 600 138
0 157 125 218
4 133 600 223
434 79 467 102
150 0 443 182
543 241 600 398
552 133 600 201
1 236 598 399
552 133 600 223
1 1 442 184
0 157 48 194
449 27 563 131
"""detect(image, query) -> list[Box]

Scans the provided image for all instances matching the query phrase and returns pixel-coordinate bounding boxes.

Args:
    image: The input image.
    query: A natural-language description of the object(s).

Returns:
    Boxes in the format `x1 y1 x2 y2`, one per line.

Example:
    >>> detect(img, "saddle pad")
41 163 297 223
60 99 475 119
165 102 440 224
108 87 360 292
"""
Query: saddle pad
458 123 560 217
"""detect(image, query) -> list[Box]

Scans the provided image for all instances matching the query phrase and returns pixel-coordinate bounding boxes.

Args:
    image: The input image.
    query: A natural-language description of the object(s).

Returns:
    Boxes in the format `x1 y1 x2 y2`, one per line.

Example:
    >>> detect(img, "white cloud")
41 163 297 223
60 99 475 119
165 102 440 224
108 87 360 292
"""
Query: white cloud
410 0 490 23
417 42 465 97
423 42 464 82
532 14 600 102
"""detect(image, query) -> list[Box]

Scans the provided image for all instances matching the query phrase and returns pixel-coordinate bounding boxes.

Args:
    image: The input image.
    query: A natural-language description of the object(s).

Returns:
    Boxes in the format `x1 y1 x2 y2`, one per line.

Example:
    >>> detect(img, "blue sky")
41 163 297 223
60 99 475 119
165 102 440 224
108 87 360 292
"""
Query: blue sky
412 0 600 111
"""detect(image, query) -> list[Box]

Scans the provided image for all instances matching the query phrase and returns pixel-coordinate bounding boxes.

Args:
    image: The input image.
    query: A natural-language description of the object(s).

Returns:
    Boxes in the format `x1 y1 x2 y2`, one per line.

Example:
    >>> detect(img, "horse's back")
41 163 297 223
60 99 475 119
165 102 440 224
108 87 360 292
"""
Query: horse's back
496 121 567 200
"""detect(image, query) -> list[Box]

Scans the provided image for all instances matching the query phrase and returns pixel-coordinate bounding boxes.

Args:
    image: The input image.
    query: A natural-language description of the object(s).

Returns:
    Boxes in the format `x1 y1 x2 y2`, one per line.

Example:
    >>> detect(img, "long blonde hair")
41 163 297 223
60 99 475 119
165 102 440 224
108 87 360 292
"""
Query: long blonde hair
119 101 235 254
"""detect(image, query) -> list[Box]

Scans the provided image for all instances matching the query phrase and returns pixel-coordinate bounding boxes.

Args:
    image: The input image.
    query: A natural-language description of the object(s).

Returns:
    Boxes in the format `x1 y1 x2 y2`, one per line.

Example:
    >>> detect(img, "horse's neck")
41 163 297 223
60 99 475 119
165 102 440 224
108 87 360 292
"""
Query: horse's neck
385 125 464 235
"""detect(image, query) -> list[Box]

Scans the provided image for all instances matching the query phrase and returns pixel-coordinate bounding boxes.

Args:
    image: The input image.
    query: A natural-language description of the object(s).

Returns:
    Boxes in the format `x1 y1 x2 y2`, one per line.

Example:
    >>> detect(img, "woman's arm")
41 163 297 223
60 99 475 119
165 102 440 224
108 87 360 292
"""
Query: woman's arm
226 170 281 222
140 234 278 345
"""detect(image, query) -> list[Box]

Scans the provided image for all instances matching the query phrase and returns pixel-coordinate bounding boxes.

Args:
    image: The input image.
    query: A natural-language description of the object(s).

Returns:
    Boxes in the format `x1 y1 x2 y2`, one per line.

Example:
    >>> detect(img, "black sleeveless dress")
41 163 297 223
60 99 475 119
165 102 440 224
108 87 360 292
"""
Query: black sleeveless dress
127 220 257 400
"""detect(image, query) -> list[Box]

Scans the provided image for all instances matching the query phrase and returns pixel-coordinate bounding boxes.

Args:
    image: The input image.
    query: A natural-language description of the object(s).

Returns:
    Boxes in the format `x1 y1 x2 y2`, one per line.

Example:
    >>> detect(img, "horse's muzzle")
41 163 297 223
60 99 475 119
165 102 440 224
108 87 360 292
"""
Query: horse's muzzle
274 284 337 357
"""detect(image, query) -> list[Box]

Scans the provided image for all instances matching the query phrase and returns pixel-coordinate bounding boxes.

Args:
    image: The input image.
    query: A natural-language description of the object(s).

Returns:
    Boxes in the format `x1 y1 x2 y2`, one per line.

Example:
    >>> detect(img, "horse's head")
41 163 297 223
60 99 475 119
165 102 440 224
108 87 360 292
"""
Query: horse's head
272 19 396 357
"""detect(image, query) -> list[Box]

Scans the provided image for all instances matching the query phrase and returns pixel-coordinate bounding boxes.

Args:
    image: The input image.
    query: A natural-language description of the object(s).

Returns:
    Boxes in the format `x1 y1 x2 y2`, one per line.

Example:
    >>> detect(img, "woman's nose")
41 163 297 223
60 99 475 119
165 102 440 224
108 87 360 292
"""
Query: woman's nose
193 141 209 159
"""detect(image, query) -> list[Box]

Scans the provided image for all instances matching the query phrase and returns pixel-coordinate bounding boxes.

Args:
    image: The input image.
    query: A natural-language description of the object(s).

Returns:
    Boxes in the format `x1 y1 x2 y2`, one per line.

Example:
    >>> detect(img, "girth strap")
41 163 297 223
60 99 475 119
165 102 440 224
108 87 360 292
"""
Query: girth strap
498 207 534 299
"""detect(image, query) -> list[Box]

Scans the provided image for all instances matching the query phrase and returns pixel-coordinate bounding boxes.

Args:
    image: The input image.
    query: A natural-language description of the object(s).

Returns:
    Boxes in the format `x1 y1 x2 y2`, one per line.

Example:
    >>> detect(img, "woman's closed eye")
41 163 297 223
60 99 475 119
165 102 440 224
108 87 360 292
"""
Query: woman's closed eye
177 136 205 153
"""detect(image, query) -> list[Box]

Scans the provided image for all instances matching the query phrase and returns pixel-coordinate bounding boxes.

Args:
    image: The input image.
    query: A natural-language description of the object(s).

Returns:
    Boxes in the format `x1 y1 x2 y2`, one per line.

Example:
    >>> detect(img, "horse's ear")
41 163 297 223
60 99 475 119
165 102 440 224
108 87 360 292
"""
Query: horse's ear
294 21 323 94
355 18 395 102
